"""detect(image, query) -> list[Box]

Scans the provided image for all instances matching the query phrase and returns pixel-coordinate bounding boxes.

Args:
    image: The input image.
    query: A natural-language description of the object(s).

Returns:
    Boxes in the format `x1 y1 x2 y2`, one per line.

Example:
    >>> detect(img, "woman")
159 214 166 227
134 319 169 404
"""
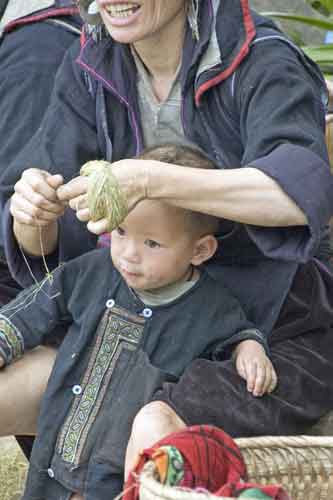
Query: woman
0 0 333 496
0 0 82 459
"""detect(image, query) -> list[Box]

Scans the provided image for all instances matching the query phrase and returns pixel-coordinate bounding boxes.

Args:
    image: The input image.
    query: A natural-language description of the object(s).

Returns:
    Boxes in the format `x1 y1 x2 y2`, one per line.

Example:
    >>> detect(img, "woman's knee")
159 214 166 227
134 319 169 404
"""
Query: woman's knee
0 346 57 435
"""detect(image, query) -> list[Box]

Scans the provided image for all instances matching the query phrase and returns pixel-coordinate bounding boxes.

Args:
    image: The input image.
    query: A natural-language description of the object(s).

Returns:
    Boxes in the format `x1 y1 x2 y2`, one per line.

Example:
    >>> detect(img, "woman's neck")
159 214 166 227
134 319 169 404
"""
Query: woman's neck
132 9 186 101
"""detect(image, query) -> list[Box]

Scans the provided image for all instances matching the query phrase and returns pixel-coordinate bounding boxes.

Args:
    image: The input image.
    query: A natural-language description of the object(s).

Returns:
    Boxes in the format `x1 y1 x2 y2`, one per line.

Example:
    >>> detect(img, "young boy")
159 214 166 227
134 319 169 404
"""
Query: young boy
0 145 276 500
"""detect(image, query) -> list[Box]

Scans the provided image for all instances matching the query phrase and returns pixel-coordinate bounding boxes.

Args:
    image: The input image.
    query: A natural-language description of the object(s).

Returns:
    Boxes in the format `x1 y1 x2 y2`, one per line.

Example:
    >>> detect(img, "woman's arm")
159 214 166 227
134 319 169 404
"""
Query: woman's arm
146 161 307 227
60 155 308 236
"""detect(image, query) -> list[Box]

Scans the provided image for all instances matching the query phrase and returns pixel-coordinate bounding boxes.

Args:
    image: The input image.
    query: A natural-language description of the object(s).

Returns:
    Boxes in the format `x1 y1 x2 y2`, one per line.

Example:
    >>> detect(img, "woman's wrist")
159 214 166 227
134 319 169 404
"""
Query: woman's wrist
13 219 59 257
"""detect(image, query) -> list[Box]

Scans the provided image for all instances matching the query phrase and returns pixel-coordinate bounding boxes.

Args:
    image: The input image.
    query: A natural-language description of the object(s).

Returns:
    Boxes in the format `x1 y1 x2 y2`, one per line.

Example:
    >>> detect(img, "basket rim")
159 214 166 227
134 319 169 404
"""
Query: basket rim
235 435 333 449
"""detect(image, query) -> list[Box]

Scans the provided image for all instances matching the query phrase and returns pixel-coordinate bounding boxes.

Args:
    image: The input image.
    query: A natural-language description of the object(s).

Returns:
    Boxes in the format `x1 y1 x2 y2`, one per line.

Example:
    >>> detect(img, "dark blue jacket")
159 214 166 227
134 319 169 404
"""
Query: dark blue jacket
1 0 333 335
1 0 80 35
0 1 82 306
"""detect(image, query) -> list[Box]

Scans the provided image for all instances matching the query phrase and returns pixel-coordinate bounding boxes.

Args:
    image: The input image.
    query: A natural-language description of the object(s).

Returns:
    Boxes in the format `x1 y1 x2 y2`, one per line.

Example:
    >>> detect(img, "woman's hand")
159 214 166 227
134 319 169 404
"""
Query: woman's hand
57 159 148 234
125 401 186 481
10 168 65 227
234 340 278 397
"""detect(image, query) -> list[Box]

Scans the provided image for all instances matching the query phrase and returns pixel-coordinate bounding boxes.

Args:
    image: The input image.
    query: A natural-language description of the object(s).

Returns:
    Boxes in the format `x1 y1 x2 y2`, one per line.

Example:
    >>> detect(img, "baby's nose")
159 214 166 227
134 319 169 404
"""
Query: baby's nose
123 242 140 262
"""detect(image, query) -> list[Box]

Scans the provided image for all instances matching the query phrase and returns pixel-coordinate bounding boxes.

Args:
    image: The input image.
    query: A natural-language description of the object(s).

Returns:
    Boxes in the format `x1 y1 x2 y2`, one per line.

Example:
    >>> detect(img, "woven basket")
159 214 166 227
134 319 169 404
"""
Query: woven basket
139 435 333 500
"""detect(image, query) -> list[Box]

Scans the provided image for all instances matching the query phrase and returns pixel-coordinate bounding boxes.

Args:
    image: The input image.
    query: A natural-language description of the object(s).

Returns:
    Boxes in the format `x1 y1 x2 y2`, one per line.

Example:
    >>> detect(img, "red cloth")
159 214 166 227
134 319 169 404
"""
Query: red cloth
123 425 290 500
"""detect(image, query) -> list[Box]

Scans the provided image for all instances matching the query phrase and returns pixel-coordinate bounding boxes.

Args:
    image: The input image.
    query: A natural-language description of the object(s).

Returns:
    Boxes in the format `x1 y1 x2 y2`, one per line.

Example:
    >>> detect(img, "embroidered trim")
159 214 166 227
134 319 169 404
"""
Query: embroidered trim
57 305 144 464
0 314 24 364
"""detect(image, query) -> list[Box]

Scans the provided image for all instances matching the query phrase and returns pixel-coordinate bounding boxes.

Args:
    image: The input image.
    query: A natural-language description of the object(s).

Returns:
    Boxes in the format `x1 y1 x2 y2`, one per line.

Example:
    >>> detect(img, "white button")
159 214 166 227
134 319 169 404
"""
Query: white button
106 299 115 309
72 385 82 395
71 353 76 359
47 468 55 479
142 308 153 318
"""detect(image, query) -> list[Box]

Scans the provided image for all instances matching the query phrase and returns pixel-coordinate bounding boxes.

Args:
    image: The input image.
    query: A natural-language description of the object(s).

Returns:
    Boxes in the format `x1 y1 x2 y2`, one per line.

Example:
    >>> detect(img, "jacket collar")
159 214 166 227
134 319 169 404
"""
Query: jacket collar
192 0 256 105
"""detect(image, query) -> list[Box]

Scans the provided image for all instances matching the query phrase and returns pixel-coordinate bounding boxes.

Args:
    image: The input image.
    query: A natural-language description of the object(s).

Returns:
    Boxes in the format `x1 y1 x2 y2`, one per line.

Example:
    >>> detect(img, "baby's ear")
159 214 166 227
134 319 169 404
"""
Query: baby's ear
191 235 218 266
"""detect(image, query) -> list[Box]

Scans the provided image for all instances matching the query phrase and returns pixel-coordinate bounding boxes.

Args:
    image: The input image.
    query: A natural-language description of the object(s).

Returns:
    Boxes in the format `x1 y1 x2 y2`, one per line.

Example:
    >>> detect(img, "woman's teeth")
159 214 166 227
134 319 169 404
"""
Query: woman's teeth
105 3 140 17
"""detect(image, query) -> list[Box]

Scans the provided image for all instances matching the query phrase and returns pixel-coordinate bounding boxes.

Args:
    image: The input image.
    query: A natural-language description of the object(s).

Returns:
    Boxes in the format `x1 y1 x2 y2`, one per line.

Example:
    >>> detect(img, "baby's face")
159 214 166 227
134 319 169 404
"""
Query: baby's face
111 200 197 291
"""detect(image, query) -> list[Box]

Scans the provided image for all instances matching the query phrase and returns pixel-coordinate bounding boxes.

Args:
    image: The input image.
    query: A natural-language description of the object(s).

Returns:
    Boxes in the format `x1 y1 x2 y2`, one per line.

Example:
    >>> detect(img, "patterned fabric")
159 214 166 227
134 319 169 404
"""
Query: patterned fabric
0 314 24 364
57 305 144 465
151 446 184 486
123 425 291 500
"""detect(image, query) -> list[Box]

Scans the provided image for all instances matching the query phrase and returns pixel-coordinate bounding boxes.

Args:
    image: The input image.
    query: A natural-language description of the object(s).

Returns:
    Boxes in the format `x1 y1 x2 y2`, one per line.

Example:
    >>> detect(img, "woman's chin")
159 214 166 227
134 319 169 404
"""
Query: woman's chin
105 26 143 44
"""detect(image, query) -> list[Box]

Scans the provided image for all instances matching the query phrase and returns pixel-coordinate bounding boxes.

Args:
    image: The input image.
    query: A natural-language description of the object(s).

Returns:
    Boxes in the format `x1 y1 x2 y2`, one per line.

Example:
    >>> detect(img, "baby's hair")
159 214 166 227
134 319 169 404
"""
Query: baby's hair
137 144 220 236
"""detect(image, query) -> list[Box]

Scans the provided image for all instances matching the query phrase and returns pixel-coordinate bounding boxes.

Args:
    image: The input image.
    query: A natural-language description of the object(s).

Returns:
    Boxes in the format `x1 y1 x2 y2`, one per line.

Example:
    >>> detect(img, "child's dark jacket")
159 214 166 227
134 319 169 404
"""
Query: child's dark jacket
0 248 263 499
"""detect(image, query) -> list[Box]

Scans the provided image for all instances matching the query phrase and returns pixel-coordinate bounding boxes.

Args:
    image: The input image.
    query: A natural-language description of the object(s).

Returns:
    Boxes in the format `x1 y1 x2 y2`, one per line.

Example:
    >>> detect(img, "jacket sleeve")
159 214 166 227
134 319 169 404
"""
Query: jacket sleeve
0 247 109 365
0 40 99 287
0 256 78 365
235 39 333 262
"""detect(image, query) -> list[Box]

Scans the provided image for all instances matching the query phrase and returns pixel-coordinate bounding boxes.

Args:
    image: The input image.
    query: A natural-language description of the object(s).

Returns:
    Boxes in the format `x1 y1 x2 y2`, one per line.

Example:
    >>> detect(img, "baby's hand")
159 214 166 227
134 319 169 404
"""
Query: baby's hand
234 340 277 397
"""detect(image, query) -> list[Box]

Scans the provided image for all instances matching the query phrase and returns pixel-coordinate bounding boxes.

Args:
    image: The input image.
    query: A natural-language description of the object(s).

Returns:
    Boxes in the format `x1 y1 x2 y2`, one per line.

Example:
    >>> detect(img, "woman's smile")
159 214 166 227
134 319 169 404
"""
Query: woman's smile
100 1 142 26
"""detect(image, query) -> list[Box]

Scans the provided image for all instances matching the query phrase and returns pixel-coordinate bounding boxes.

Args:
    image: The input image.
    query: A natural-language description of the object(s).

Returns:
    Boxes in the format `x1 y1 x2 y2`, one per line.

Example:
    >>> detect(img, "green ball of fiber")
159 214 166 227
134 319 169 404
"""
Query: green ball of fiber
80 160 128 231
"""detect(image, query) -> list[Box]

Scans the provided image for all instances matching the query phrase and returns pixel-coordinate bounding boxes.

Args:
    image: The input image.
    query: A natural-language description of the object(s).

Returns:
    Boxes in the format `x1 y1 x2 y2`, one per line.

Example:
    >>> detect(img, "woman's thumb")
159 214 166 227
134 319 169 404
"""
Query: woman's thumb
46 174 64 190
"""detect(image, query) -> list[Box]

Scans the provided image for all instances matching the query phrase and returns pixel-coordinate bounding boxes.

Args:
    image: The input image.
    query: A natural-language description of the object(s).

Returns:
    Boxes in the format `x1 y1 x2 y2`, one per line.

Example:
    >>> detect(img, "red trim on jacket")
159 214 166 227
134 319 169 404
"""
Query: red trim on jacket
195 0 256 106
4 7 79 34
80 29 87 46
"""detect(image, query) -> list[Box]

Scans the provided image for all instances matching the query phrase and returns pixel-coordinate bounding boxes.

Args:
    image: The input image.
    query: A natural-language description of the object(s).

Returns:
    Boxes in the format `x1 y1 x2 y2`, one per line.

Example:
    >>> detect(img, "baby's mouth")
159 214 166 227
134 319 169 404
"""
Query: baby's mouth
105 3 141 18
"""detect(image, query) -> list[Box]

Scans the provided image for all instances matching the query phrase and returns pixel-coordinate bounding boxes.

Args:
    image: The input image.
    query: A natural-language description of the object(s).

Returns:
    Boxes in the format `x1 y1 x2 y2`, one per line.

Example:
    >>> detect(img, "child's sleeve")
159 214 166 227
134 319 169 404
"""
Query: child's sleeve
0 259 77 366
207 287 270 360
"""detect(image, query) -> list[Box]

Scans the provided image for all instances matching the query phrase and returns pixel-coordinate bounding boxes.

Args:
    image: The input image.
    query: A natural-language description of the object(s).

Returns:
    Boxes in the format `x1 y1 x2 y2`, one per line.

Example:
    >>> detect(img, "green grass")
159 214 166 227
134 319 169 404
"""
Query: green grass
0 438 28 500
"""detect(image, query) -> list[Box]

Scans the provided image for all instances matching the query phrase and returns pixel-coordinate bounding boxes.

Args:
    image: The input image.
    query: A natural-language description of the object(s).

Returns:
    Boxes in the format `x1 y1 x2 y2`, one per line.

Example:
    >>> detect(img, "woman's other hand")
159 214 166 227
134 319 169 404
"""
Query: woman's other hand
56 174 90 220
57 159 149 234
125 401 186 481
234 340 278 397
10 168 65 227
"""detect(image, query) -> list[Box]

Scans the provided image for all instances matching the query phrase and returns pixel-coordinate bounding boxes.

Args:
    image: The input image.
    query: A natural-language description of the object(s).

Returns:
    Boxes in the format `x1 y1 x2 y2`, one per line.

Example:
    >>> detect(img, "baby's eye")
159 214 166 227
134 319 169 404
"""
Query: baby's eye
144 239 161 249
116 227 125 236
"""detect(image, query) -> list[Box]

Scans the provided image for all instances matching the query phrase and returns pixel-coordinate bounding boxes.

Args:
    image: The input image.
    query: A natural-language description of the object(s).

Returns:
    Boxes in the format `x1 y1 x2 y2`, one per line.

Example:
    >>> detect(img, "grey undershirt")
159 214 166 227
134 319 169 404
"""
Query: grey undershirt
135 275 198 306
132 47 199 151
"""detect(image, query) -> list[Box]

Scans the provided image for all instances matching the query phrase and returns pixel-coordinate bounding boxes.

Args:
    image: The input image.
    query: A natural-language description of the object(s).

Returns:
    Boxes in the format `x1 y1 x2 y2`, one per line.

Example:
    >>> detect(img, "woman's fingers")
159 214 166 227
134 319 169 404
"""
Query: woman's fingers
68 194 88 213
20 169 63 202
11 193 64 227
87 217 110 235
57 176 89 202
11 169 65 226
14 183 65 215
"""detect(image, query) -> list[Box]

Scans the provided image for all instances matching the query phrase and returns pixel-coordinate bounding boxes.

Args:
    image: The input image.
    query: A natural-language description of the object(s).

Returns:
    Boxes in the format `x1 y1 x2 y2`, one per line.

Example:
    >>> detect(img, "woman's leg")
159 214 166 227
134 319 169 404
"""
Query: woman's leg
0 346 56 436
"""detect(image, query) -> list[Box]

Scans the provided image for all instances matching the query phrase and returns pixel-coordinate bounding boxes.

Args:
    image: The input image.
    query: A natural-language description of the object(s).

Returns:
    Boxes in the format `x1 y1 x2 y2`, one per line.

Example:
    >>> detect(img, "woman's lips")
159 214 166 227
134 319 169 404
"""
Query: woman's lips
101 2 141 26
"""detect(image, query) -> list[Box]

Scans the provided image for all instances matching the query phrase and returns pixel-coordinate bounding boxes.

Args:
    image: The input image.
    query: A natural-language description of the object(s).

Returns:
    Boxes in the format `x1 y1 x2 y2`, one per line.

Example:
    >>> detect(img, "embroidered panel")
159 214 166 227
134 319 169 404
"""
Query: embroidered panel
0 314 24 363
57 305 145 465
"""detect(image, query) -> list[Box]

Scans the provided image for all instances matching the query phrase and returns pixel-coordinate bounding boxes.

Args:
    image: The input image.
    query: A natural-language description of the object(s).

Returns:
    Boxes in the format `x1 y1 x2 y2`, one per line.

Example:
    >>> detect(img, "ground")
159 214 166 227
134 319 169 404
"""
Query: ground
0 437 27 500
